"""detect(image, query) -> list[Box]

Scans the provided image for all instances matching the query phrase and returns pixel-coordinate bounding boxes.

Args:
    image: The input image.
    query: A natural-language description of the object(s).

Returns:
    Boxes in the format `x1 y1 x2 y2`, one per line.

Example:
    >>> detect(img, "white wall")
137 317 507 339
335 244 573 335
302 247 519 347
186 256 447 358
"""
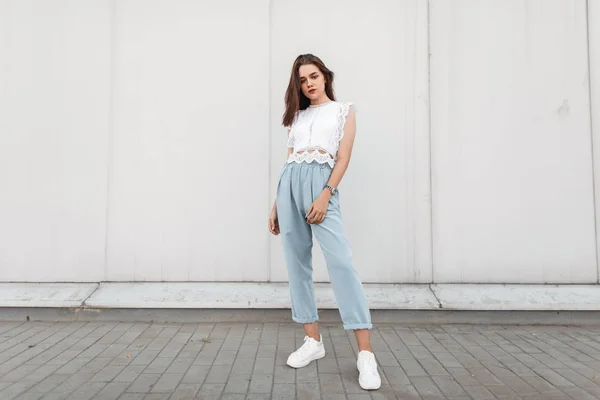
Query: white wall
590 0 600 283
105 0 270 282
0 0 110 282
0 0 598 284
430 0 596 283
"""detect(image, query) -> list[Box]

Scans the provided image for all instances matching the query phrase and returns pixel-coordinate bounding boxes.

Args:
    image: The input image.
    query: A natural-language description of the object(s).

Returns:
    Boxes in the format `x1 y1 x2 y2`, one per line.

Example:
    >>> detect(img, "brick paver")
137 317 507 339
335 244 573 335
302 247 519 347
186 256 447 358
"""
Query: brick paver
0 322 598 399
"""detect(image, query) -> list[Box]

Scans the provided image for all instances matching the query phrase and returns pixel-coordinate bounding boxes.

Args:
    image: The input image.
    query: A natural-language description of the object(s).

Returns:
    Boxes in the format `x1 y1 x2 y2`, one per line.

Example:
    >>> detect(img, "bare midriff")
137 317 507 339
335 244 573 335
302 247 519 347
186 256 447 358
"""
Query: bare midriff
295 148 334 159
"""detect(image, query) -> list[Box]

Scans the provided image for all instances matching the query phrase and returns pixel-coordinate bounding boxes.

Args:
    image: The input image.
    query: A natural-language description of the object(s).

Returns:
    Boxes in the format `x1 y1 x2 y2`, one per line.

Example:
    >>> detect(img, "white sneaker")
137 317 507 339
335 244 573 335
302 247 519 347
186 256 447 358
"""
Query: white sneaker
357 350 381 390
286 334 326 368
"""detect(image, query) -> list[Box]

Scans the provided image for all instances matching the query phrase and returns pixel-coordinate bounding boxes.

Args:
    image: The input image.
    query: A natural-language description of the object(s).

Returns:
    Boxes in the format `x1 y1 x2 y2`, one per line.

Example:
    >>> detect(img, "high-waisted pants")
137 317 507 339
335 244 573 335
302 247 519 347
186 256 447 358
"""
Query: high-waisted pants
276 161 372 330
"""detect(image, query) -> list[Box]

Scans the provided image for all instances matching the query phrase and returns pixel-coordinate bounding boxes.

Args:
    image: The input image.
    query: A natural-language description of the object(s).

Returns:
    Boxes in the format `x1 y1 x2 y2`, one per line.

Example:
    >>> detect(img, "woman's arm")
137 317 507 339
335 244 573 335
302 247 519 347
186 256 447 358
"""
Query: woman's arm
305 106 356 224
324 106 356 195
270 130 294 234
272 130 294 209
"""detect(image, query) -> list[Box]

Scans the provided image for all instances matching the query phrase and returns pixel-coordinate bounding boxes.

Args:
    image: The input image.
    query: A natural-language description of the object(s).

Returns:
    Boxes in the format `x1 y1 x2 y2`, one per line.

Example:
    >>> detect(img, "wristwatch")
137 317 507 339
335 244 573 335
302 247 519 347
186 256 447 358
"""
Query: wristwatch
324 185 337 195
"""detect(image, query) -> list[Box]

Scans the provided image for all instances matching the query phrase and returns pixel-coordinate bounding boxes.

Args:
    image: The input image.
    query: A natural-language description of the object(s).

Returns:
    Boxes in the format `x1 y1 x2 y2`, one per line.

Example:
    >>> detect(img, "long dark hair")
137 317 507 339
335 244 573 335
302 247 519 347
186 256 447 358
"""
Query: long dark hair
282 54 336 127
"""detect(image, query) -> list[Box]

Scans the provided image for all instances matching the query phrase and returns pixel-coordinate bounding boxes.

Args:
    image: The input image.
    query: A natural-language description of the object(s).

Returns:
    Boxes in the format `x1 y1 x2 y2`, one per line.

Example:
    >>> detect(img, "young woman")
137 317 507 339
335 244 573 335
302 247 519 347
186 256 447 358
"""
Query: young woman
268 54 381 390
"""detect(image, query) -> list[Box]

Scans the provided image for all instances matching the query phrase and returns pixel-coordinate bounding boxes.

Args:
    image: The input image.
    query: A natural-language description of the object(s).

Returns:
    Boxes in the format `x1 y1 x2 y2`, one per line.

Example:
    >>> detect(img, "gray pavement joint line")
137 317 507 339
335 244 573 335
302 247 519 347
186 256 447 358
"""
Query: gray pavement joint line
0 321 96 388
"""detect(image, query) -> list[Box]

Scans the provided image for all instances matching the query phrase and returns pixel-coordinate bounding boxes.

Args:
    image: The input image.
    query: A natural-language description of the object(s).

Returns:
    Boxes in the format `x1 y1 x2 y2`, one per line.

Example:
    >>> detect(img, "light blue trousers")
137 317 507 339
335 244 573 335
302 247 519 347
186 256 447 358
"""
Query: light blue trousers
276 161 372 330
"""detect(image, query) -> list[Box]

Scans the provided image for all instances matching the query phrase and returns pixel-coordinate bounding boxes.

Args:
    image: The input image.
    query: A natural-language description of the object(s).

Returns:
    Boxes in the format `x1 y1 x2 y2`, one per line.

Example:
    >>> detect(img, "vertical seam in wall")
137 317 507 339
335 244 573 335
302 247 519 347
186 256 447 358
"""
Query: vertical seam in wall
267 0 272 282
104 0 116 282
586 0 599 284
427 0 434 284
407 3 412 284
411 4 416 284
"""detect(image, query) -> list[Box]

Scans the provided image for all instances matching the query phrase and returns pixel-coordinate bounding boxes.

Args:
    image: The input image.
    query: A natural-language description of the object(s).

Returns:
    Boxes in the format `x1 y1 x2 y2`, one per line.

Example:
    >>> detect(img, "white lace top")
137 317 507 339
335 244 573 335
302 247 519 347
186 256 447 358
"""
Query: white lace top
286 101 355 168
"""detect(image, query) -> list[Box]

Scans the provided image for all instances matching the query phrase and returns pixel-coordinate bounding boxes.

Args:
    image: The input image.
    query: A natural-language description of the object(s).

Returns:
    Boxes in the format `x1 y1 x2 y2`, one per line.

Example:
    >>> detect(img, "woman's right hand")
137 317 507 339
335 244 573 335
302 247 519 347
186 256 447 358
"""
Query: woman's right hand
269 203 280 235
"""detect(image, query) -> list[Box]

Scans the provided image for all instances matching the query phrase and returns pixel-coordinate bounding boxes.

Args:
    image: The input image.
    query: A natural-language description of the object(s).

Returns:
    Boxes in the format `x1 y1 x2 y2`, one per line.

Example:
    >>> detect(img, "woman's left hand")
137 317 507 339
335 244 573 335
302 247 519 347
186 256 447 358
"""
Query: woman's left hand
305 193 330 224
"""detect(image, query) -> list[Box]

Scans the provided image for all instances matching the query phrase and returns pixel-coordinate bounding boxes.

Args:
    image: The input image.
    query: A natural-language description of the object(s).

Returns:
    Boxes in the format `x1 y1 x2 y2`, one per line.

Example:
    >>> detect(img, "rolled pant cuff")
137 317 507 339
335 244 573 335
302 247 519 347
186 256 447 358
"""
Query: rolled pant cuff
343 323 372 330
292 316 319 324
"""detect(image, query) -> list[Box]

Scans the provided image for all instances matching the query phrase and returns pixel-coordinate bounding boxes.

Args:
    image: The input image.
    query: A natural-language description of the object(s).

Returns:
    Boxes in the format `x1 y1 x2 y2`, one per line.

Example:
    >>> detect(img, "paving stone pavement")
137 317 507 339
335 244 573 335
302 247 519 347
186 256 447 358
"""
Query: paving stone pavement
0 321 600 399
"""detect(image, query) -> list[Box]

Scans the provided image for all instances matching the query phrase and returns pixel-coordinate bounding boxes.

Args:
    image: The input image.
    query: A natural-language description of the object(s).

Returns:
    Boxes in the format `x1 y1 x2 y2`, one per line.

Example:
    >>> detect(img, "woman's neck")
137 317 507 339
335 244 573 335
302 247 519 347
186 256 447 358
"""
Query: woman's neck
310 96 331 106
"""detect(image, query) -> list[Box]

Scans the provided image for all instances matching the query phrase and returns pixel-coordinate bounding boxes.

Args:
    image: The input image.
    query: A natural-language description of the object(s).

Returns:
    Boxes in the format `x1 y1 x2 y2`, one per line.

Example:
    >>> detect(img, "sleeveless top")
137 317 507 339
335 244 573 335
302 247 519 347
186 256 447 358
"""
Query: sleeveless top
286 101 355 168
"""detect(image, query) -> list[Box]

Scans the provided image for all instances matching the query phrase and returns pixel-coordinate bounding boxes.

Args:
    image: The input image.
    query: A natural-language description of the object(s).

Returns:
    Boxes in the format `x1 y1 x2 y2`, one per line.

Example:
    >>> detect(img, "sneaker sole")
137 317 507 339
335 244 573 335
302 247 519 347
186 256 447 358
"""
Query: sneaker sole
359 380 381 390
286 349 326 368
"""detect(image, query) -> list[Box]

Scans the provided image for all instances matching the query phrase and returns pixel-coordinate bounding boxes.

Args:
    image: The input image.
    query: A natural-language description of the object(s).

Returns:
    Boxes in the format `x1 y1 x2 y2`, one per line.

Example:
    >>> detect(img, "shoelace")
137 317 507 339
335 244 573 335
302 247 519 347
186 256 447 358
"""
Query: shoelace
358 354 378 377
297 336 315 358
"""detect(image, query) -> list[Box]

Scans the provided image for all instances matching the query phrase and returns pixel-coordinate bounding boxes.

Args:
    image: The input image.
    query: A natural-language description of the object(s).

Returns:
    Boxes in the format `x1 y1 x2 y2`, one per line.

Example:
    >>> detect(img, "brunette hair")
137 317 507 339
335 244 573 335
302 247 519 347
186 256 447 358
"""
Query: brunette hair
282 54 336 127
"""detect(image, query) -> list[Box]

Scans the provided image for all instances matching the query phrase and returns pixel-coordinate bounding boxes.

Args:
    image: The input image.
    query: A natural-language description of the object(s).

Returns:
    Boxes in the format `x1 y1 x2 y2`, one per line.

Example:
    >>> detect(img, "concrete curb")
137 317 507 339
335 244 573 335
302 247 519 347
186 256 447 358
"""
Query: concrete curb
1 282 599 311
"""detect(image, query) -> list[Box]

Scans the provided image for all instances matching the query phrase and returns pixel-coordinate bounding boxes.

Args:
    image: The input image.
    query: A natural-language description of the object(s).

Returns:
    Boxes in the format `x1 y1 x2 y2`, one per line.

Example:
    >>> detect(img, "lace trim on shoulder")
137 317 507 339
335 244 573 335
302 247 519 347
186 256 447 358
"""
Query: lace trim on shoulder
287 151 335 168
335 102 354 142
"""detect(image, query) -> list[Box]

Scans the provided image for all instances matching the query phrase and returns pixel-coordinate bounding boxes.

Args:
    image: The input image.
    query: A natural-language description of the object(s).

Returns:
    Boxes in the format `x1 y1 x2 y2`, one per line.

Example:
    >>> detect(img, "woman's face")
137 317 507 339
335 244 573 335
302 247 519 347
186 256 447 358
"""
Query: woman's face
298 64 326 101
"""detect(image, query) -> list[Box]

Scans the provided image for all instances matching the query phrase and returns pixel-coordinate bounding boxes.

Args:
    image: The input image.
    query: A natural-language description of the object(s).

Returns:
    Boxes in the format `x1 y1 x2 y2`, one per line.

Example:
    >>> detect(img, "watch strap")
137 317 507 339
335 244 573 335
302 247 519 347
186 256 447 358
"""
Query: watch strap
325 185 337 195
